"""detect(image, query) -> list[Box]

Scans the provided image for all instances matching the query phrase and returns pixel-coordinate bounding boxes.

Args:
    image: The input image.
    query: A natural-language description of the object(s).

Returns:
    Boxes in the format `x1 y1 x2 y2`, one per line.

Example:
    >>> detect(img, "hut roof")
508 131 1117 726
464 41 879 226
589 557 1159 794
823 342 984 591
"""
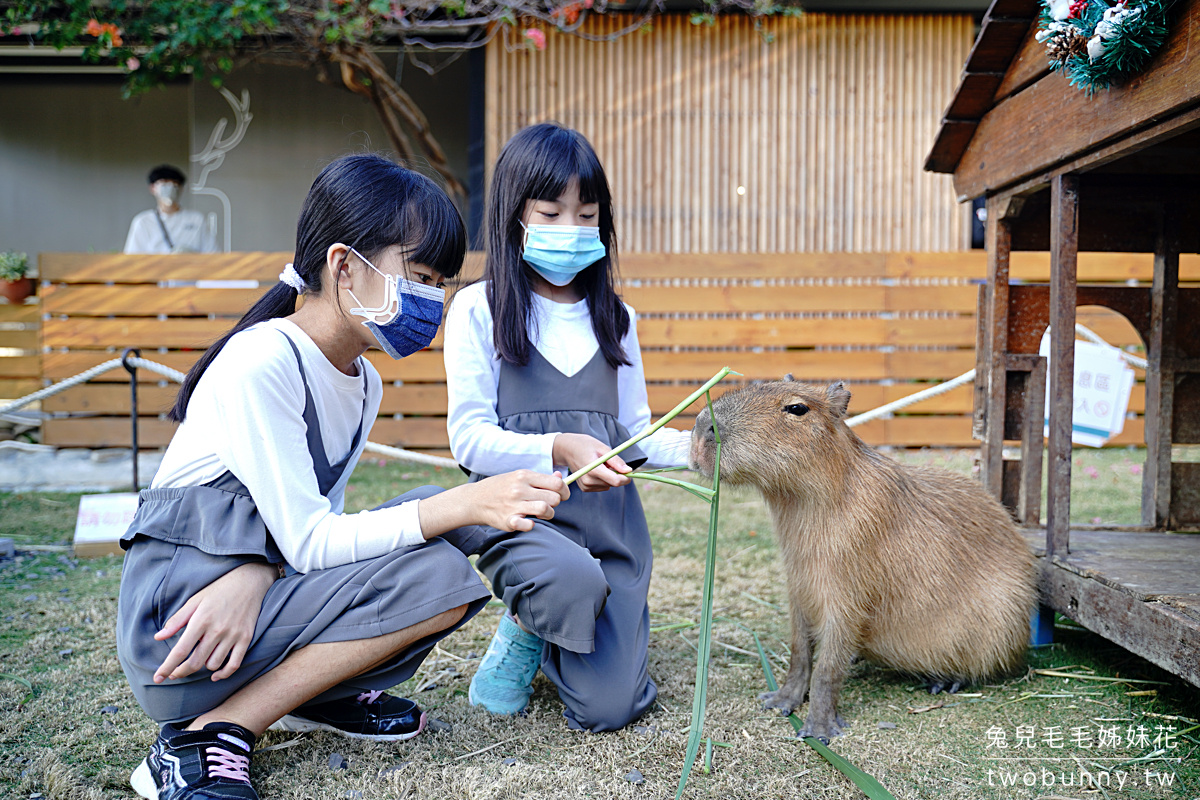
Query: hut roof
924 0 1200 206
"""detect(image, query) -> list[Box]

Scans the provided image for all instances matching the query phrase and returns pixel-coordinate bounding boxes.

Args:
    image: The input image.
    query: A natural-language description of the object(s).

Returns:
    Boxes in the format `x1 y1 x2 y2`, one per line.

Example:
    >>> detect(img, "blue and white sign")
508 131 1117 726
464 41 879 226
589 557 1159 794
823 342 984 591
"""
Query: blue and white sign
1041 332 1136 448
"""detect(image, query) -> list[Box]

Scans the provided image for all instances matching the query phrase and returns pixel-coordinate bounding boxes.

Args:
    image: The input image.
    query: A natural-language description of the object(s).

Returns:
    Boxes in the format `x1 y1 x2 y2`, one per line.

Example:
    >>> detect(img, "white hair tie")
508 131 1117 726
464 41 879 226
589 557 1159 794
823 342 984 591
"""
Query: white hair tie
279 263 308 293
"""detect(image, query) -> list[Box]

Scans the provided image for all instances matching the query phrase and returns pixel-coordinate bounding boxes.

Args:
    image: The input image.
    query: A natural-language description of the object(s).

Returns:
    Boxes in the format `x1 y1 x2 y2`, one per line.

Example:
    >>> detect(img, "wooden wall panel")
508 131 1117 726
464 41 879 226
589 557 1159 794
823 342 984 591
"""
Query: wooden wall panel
0 301 41 403
486 13 975 253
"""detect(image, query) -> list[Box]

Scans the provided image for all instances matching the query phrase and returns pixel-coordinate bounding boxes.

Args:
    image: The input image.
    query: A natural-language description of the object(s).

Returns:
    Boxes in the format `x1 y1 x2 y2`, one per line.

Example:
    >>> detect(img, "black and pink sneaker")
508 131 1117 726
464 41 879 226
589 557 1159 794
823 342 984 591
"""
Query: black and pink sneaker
130 721 257 800
269 690 427 741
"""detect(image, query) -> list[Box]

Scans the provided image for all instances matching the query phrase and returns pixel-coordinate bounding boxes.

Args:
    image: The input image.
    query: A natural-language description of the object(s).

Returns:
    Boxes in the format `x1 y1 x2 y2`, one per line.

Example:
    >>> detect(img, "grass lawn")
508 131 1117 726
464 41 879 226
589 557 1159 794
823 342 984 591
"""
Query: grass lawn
1 449 1197 799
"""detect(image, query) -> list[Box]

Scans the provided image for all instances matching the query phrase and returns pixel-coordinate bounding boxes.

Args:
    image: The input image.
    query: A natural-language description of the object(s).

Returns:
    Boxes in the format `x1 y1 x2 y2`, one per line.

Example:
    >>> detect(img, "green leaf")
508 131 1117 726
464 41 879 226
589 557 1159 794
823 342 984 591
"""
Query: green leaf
0 672 34 706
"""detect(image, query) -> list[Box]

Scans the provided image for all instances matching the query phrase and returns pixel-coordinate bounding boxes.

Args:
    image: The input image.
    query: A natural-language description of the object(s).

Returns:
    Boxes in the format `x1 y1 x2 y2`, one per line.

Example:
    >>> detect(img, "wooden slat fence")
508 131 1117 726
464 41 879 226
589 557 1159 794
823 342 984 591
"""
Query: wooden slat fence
0 300 41 406
36 251 1199 454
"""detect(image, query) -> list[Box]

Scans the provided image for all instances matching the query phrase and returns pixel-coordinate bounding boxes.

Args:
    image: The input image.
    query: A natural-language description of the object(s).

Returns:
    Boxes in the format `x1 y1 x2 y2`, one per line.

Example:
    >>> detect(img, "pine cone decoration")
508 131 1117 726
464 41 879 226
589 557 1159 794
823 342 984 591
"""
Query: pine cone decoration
1047 27 1089 62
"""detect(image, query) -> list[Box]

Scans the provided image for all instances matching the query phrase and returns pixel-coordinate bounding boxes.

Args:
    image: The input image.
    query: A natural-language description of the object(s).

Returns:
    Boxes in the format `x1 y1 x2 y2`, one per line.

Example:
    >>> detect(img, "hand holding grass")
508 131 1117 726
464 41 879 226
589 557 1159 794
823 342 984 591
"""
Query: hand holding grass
552 433 632 492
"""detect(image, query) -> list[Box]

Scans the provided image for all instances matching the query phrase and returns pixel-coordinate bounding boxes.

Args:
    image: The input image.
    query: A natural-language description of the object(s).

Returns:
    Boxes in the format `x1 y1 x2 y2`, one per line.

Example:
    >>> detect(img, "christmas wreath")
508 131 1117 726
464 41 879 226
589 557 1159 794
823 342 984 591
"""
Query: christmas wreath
1036 0 1175 94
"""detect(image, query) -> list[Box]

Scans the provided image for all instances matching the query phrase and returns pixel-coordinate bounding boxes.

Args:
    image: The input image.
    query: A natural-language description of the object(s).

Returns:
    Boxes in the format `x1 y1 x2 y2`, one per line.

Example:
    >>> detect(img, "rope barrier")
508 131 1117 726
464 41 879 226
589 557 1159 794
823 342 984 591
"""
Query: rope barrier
0 356 456 470
362 442 459 470
1075 323 1149 370
844 369 976 428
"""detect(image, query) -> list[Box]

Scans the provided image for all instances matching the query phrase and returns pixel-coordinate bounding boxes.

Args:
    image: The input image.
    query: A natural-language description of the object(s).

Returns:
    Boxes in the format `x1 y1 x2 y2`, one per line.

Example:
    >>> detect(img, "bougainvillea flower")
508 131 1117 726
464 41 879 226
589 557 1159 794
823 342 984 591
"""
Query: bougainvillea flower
524 28 546 50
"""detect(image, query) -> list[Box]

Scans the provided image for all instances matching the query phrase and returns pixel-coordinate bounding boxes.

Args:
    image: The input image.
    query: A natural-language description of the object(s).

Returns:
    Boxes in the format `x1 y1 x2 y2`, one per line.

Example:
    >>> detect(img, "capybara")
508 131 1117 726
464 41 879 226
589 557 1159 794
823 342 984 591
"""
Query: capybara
689 377 1036 742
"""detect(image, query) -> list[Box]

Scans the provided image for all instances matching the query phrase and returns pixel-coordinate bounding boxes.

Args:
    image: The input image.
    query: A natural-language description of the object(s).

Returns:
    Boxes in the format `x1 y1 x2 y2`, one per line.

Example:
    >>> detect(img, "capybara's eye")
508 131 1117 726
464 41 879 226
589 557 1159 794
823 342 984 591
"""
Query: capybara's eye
784 403 809 417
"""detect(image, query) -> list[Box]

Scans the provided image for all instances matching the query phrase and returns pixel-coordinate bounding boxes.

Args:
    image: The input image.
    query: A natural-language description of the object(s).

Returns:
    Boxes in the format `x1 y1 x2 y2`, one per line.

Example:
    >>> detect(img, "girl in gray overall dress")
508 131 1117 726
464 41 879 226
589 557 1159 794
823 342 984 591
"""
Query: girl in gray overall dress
443 124 691 732
116 155 568 800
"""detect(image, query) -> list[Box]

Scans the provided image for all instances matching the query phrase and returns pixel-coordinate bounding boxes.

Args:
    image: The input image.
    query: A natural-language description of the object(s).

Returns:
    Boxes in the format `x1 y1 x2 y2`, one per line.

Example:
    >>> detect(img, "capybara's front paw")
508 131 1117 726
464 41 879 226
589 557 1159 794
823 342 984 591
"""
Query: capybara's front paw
758 689 804 715
928 679 963 695
798 713 847 744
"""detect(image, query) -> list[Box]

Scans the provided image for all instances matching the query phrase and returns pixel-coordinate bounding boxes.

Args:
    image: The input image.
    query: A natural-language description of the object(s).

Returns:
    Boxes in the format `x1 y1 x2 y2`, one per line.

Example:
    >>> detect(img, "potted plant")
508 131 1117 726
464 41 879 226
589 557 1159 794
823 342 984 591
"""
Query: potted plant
0 251 34 303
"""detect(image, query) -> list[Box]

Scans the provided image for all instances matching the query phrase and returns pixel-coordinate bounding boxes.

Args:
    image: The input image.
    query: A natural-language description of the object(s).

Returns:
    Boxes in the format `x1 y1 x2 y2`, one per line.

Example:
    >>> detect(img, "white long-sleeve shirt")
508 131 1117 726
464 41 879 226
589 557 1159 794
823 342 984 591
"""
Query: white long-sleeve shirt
152 318 424 573
124 208 218 254
444 281 691 476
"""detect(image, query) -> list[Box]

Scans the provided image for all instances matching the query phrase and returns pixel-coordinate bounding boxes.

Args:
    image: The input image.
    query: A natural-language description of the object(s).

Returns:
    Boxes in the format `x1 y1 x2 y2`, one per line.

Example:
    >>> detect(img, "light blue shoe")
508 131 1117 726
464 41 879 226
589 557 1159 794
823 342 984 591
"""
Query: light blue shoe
469 615 543 715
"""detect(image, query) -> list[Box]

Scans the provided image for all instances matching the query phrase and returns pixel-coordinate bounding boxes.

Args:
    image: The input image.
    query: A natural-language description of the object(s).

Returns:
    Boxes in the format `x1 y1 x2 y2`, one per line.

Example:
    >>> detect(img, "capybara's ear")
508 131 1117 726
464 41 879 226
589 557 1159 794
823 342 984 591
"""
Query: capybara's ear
783 373 795 382
826 382 851 418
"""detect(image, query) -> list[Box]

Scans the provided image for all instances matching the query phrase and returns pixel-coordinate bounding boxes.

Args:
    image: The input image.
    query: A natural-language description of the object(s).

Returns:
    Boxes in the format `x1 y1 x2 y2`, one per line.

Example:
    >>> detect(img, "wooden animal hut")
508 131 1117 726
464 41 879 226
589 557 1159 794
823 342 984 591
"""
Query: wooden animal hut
926 0 1200 685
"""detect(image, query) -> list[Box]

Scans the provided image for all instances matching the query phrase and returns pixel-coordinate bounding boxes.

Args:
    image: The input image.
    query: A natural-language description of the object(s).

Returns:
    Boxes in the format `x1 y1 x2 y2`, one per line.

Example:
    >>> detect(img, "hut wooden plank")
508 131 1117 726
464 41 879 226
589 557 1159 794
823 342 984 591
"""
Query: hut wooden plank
945 72 1005 122
42 285 266 317
1039 558 1200 688
992 19 1046 103
925 120 980 174
964 16 1030 74
1053 529 1200 599
952 0 1200 199
1045 174 1080 556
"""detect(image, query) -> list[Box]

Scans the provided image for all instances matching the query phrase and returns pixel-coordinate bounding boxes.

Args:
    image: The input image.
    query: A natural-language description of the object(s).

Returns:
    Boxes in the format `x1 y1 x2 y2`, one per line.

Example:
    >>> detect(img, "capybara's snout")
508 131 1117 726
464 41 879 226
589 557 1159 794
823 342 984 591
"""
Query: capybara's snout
689 406 717 476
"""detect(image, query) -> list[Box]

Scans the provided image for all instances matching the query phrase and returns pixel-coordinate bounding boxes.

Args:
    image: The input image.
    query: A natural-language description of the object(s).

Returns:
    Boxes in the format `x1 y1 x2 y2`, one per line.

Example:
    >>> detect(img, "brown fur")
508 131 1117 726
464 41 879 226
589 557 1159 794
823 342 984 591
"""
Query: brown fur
689 378 1037 741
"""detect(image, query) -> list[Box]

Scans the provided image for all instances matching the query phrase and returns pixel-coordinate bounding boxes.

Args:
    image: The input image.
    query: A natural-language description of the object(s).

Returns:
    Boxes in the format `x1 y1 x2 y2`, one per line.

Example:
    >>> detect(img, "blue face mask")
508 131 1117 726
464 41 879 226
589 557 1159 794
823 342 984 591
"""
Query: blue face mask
520 222 606 286
345 247 445 360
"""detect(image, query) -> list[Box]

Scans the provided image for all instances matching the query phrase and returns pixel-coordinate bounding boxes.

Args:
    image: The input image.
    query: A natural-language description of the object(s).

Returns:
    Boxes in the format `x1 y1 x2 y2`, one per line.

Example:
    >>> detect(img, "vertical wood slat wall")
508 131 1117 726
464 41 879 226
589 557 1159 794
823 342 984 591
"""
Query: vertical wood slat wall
486 13 975 253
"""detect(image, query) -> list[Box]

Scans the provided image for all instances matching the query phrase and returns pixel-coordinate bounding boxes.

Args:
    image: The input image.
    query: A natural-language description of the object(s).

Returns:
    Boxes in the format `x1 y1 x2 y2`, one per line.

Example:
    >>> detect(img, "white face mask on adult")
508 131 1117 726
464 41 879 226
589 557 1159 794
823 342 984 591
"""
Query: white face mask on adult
152 182 180 205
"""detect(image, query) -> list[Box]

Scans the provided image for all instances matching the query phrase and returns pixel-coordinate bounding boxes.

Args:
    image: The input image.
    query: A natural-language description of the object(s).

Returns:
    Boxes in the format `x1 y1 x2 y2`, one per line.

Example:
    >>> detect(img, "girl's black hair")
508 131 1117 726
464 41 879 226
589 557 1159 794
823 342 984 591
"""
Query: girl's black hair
484 122 630 369
169 154 465 422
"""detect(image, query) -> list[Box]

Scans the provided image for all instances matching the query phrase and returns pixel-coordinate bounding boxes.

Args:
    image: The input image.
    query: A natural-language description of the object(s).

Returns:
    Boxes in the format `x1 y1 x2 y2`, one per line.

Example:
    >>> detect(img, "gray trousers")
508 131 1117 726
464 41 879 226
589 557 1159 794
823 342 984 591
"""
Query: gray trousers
118 486 491 724
449 484 657 732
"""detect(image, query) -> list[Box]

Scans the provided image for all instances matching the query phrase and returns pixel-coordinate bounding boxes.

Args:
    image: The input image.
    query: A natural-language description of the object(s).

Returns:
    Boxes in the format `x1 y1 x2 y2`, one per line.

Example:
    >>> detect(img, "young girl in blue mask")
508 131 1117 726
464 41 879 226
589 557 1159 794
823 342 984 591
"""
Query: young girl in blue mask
443 123 691 731
115 154 568 800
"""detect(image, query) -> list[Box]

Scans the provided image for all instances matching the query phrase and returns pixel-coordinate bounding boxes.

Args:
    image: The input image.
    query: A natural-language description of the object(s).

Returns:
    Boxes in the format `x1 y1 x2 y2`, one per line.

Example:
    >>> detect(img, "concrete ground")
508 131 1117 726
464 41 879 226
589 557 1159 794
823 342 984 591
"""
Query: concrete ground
0 443 163 492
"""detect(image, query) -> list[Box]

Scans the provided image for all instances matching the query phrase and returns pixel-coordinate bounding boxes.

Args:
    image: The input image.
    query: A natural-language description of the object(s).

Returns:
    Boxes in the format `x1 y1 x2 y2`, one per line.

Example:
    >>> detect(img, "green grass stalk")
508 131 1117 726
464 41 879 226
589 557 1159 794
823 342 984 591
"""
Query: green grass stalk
674 389 723 800
565 367 738 486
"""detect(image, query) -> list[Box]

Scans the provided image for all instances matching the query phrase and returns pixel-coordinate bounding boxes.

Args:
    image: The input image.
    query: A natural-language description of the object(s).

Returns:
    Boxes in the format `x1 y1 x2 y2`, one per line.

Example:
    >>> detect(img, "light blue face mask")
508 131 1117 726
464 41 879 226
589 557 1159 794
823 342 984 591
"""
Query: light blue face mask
345 247 445 360
520 222 606 286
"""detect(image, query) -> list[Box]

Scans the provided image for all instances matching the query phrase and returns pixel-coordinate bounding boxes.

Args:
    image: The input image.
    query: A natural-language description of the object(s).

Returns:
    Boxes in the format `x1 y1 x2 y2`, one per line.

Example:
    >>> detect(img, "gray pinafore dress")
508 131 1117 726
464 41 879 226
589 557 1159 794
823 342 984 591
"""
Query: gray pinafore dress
460 348 657 732
116 334 490 724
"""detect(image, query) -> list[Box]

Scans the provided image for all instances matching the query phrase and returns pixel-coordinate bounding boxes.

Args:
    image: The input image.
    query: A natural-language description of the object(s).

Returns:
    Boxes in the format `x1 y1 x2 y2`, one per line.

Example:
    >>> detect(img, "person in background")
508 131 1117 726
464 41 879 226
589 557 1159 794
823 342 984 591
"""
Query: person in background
124 164 219 254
